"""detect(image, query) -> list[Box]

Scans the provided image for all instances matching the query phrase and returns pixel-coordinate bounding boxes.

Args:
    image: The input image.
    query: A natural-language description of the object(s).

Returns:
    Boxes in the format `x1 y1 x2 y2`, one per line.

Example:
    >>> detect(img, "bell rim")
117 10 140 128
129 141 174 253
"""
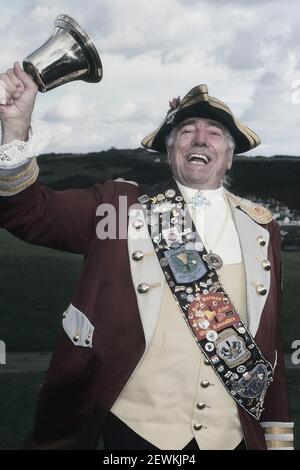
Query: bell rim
55 14 103 82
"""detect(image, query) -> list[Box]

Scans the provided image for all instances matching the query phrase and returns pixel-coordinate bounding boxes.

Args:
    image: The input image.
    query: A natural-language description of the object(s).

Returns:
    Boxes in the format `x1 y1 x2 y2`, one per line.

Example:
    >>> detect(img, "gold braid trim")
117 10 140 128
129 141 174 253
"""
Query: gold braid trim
225 191 273 224
264 427 294 435
267 440 293 448
0 159 39 196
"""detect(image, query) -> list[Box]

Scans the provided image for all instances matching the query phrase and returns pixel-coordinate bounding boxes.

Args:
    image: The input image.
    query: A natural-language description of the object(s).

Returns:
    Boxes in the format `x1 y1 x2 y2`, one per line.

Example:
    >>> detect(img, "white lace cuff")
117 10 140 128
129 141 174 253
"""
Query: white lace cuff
0 119 51 169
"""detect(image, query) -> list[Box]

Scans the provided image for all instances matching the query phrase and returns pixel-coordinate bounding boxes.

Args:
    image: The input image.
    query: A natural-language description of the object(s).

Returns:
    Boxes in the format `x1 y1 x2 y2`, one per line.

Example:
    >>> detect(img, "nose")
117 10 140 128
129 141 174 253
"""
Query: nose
192 127 208 147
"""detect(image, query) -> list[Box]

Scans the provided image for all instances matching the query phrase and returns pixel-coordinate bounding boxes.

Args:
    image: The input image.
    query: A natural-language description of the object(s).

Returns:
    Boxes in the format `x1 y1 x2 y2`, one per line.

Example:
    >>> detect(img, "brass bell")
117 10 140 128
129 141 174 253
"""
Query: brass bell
262 260 271 271
23 14 103 93
257 236 266 246
132 250 144 261
256 284 267 296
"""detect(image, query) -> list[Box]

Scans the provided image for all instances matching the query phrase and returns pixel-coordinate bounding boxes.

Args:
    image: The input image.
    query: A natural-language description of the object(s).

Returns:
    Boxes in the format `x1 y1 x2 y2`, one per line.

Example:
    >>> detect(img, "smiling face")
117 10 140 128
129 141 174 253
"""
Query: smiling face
167 117 234 189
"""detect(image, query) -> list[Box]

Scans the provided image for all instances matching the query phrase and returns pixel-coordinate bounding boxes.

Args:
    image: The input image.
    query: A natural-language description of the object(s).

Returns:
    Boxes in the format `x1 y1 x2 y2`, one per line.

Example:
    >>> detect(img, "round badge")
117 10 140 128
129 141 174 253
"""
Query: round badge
194 242 204 251
205 342 214 352
180 293 187 300
165 189 176 199
206 330 218 342
198 319 210 329
237 366 246 373
186 294 195 303
156 194 165 202
176 203 183 209
238 327 246 335
175 196 183 202
171 217 178 225
160 258 169 267
171 242 181 250
204 252 223 270
186 287 193 294
167 232 178 242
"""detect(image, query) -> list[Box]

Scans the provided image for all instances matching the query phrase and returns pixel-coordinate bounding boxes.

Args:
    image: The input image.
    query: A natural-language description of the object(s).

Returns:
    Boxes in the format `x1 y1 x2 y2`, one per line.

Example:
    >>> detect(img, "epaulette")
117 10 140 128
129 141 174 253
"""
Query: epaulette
226 191 273 224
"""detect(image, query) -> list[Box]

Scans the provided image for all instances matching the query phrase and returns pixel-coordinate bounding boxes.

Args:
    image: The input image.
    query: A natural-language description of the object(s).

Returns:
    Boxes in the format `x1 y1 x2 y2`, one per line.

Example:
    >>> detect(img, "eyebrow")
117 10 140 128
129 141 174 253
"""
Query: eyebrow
178 119 226 133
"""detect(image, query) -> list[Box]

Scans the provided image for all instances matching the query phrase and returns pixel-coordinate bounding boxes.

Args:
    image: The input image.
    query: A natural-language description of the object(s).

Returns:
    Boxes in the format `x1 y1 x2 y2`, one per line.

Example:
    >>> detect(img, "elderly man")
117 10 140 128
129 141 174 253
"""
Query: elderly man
0 63 294 450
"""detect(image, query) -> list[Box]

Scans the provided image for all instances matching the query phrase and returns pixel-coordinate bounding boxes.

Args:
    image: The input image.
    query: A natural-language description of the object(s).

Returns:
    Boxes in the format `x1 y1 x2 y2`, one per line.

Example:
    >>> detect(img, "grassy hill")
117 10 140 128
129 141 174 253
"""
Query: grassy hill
36 151 300 209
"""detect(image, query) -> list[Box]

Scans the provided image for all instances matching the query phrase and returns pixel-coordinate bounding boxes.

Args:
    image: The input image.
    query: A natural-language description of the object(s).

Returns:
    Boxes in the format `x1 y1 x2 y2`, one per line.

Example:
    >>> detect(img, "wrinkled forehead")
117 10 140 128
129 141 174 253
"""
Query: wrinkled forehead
176 117 228 134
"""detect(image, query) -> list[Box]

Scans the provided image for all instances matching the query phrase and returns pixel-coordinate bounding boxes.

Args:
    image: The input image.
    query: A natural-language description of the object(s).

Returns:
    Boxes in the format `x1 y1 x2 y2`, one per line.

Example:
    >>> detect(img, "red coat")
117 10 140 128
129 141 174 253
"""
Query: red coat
0 179 291 450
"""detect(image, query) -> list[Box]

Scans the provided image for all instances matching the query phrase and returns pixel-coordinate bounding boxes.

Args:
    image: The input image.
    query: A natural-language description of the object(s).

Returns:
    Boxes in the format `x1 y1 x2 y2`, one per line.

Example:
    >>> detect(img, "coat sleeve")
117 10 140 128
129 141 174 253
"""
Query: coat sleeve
259 221 294 450
0 159 117 255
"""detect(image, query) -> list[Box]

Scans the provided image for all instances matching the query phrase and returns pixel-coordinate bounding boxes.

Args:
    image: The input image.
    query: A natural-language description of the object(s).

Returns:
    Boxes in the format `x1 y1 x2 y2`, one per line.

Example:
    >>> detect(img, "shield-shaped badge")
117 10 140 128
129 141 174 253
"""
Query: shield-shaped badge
164 244 208 283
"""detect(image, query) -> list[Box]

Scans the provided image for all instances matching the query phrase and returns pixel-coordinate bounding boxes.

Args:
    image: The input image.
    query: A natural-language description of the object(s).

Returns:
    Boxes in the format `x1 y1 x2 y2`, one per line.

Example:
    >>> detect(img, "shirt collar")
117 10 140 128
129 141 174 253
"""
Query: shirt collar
176 180 225 204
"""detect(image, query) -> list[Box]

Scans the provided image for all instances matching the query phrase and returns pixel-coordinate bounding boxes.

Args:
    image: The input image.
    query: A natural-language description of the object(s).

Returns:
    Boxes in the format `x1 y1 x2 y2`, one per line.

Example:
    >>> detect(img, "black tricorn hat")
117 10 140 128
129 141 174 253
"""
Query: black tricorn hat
141 84 260 154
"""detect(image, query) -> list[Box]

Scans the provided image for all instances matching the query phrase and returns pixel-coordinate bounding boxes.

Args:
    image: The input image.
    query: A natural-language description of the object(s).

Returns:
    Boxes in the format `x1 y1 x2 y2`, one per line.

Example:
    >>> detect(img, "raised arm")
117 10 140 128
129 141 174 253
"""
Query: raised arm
0 63 114 255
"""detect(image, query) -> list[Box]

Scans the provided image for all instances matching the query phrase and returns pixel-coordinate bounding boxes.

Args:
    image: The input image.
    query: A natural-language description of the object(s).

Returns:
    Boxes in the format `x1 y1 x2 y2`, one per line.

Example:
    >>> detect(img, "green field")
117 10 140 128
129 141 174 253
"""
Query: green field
0 229 299 450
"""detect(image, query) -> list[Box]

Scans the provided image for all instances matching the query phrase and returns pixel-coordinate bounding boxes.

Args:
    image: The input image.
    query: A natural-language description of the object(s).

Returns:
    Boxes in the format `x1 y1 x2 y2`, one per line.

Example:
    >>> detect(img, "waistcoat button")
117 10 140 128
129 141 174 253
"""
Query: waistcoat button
201 380 210 388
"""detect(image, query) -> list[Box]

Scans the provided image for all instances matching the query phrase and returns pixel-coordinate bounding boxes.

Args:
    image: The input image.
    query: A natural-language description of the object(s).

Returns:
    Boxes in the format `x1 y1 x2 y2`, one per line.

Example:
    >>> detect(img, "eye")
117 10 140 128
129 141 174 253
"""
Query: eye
209 129 222 137
181 128 193 134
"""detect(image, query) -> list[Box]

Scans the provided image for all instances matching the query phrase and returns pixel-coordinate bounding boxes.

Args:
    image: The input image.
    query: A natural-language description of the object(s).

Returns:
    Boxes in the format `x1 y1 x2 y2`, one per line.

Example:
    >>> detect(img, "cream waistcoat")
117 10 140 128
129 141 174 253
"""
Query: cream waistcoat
110 262 247 449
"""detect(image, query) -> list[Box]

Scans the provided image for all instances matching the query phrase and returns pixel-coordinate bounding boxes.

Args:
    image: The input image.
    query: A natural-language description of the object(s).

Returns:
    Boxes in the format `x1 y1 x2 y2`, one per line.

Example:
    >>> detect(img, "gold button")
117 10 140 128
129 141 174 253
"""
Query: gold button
137 283 150 294
132 250 144 261
204 358 210 366
132 219 144 230
201 380 210 388
257 236 266 246
262 260 271 271
197 403 206 410
193 423 203 431
256 284 267 296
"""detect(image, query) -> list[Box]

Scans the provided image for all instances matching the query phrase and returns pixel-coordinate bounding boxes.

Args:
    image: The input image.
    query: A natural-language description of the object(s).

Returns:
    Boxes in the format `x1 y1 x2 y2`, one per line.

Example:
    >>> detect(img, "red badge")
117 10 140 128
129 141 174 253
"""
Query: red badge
187 293 239 340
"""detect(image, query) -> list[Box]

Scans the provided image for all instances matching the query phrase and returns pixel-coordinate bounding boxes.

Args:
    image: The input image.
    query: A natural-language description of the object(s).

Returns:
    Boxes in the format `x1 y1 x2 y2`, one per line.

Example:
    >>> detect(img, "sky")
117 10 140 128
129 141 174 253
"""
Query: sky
1 0 300 156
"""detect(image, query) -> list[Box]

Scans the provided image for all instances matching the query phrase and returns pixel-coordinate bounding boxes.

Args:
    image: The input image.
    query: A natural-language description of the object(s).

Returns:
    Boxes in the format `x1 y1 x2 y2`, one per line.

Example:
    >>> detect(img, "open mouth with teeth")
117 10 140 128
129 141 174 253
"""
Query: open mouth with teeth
187 153 211 166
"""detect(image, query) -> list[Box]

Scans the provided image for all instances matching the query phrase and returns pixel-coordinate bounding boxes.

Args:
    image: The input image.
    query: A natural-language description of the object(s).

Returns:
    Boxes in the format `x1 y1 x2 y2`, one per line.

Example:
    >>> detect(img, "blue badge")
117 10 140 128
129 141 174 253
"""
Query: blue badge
164 244 208 283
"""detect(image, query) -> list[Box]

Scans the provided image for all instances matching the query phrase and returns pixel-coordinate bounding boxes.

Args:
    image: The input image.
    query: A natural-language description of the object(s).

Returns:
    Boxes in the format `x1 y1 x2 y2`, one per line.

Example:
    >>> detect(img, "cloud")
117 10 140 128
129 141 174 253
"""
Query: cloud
1 0 300 155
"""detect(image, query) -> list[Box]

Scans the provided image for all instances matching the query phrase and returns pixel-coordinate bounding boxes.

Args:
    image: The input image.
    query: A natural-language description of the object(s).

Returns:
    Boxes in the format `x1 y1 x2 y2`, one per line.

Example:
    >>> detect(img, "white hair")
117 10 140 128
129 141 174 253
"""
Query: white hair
166 121 236 155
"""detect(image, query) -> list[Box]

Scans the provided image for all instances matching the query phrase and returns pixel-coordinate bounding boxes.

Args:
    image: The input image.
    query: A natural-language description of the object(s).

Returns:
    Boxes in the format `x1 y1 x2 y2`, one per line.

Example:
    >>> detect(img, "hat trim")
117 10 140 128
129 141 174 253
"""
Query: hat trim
208 99 259 148
141 88 260 153
209 97 260 147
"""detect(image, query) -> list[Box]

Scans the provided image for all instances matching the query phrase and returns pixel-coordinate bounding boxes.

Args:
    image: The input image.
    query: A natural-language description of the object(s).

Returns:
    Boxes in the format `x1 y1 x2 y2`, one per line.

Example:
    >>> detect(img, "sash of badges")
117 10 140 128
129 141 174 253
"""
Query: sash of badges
138 181 274 420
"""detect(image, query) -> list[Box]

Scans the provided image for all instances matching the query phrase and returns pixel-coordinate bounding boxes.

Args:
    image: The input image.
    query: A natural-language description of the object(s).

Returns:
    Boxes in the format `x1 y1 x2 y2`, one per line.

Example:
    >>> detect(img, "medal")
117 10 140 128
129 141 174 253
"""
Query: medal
187 191 210 208
203 251 223 270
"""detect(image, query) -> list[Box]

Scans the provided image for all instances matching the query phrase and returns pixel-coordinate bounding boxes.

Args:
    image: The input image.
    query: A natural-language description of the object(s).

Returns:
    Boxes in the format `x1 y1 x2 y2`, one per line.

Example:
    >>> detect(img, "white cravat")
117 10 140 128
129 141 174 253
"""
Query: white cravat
177 181 242 264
